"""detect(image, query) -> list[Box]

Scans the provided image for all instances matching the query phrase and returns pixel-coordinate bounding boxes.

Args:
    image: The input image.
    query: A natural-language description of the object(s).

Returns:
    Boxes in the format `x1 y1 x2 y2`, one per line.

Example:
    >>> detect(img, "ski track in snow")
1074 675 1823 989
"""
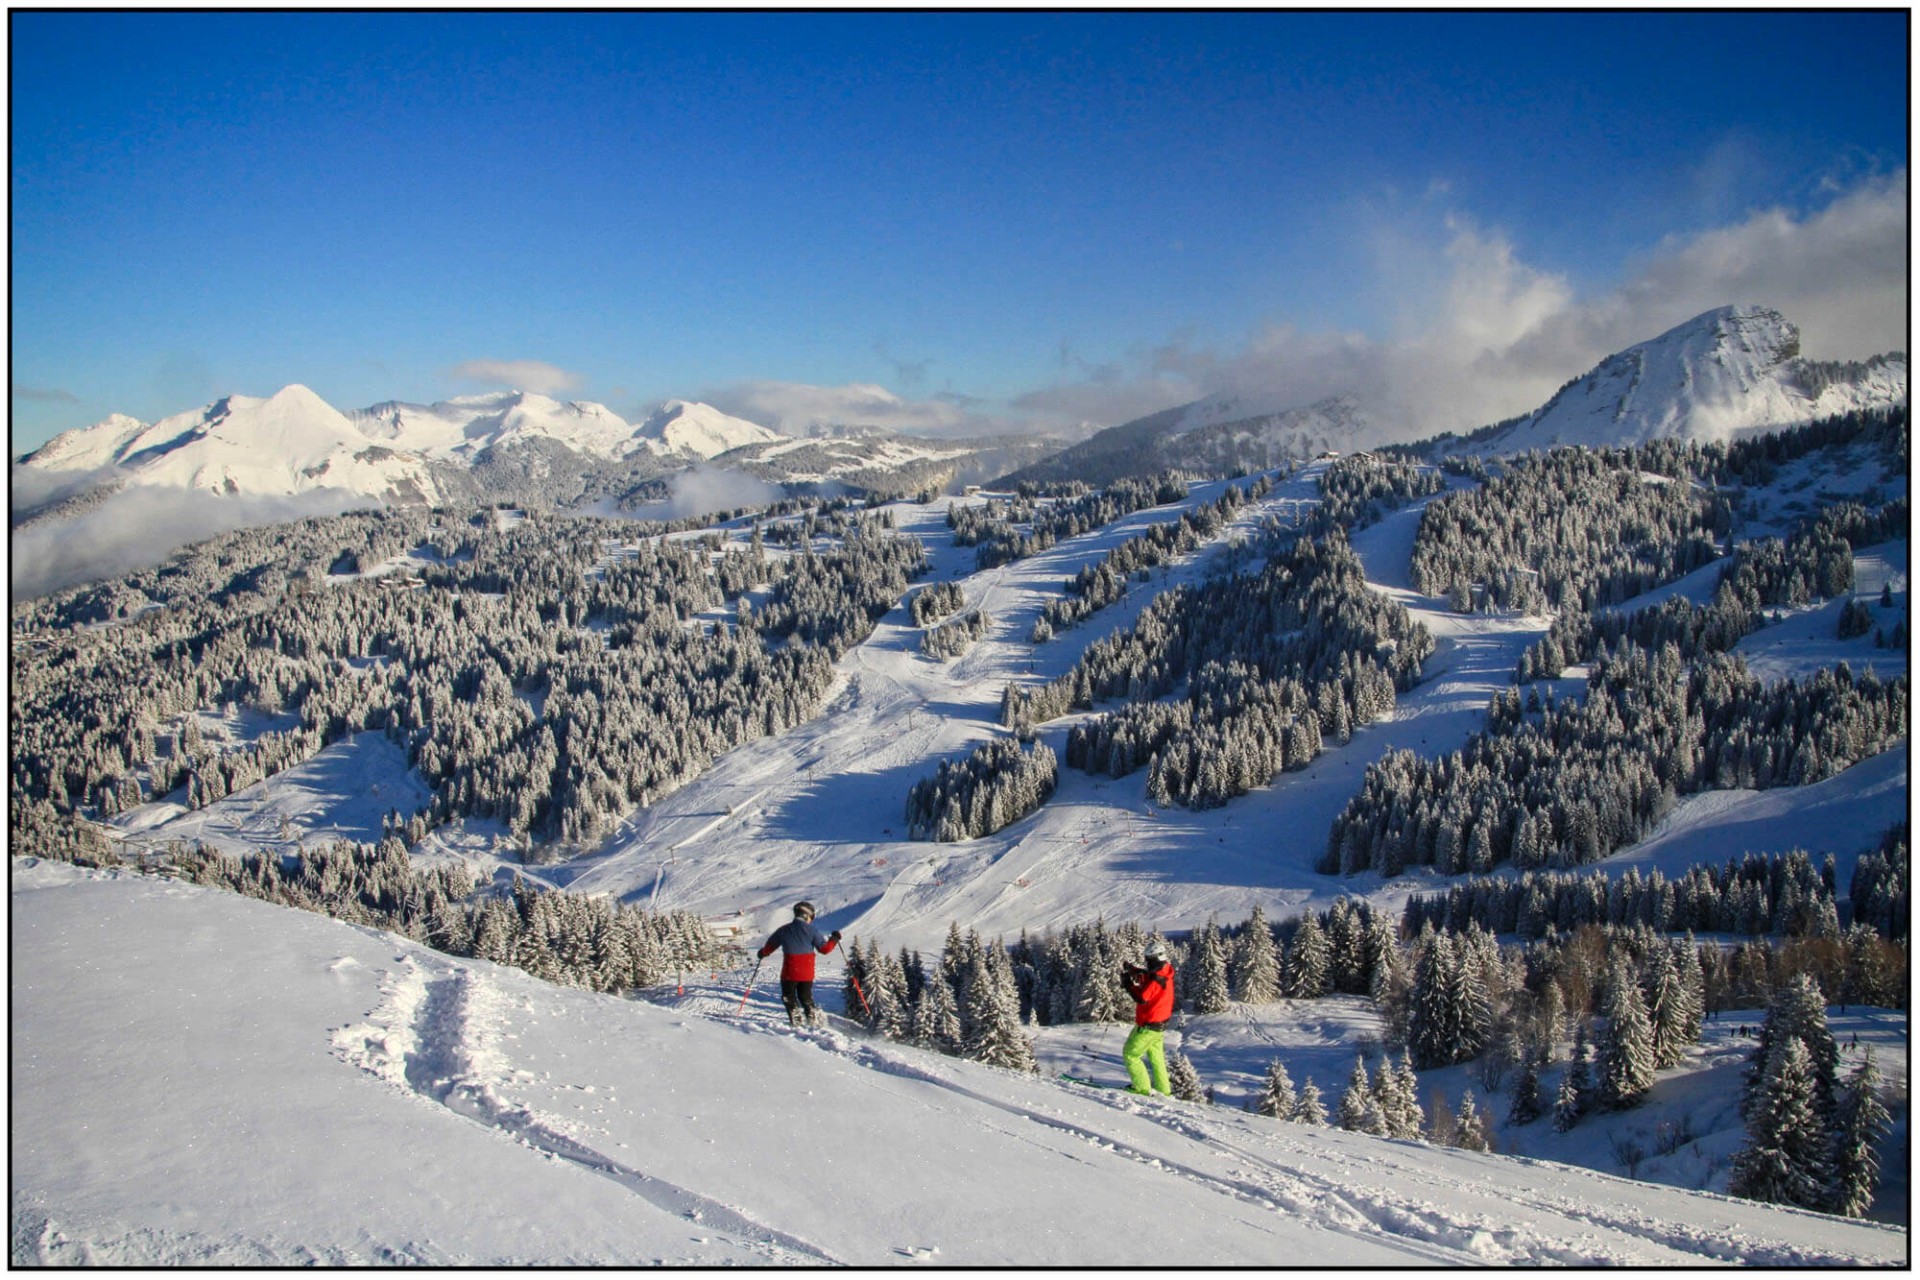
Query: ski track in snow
333 958 841 1265
711 1008 1475 1265
620 976 1904 1267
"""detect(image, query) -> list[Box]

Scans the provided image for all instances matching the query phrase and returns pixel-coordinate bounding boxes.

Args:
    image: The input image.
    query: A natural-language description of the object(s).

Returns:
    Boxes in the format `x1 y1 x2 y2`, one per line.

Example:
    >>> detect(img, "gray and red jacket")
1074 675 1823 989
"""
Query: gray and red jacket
760 919 838 981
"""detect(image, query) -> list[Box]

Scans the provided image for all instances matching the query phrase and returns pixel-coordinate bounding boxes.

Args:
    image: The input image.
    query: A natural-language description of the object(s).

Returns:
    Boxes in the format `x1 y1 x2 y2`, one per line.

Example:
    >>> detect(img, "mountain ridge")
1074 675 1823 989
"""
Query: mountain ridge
997 304 1907 487
1476 304 1908 453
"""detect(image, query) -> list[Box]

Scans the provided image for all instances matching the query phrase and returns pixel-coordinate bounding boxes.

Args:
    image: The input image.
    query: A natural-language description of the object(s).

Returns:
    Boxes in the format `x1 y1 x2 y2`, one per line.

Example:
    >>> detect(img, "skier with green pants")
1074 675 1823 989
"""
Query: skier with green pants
1120 941 1176 1096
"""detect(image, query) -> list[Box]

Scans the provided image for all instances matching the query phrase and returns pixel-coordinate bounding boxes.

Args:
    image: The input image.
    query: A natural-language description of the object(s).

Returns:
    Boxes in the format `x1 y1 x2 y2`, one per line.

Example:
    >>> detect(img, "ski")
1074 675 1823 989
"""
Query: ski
1058 1073 1130 1092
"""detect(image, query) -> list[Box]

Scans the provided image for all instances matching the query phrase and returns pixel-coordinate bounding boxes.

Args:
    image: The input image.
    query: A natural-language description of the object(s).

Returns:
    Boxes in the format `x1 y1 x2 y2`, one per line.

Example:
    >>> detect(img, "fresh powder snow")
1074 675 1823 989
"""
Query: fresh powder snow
11 856 1906 1267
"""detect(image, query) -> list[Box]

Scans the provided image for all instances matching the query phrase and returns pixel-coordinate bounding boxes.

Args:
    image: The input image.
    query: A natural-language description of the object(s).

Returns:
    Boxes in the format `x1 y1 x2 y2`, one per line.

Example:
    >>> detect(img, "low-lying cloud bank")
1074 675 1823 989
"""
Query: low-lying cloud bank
698 381 979 439
11 471 370 601
624 465 789 522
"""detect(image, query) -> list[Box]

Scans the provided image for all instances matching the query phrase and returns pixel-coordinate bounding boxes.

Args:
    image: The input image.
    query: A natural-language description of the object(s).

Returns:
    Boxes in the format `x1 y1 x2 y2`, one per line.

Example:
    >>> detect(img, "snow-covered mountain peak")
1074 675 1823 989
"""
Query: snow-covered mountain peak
1484 304 1904 452
634 399 782 459
18 385 441 504
17 412 150 470
348 390 643 461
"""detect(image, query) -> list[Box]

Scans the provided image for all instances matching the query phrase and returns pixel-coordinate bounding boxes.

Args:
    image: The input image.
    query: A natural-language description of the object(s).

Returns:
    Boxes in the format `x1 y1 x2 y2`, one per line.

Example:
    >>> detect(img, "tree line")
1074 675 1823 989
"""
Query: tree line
26 827 729 995
1410 445 1729 614
1325 644 1907 878
909 579 966 626
1517 497 1907 682
1008 529 1430 811
1397 845 1899 942
920 609 991 661
1032 479 1266 641
904 738 1059 842
947 474 1192 571
1007 527 1430 732
1310 452 1446 533
1412 408 1906 618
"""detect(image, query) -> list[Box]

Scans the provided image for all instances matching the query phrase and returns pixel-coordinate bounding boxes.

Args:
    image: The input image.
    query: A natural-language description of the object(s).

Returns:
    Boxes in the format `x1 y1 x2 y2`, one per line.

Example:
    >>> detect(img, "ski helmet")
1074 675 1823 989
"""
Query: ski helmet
1144 940 1169 963
793 900 816 920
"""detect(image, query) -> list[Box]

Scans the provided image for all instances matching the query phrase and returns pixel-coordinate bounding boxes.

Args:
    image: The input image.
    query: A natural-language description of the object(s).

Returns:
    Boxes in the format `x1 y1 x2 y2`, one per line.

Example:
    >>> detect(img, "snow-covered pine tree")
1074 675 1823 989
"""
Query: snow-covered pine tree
1336 1057 1385 1134
1369 919 1411 1047
1390 1052 1426 1139
1283 913 1331 999
1829 1046 1890 1218
1551 1070 1582 1134
1191 917 1232 1014
1167 1050 1206 1103
1370 1054 1418 1140
1230 904 1282 1003
471 895 519 964
1728 1037 1835 1211
910 972 965 1055
1255 1059 1297 1119
1508 1051 1544 1126
1408 930 1489 1068
865 949 911 1038
843 938 874 1022
1595 959 1657 1110
939 921 972 999
1641 944 1694 1069
962 953 1036 1073
1674 936 1706 1044
1745 973 1839 1124
1293 1078 1328 1126
1324 898 1364 993
1453 1090 1491 1152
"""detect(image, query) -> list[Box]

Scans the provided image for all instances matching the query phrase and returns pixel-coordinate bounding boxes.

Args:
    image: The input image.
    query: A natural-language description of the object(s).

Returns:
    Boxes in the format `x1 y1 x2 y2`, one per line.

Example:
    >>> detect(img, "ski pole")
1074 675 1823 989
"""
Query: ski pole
737 955 764 1015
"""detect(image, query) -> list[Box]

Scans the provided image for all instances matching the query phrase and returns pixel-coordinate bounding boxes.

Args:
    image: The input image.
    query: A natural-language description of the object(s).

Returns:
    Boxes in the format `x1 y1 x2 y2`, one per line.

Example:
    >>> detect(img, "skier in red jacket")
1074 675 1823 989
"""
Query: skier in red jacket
758 901 840 1027
1121 941 1176 1096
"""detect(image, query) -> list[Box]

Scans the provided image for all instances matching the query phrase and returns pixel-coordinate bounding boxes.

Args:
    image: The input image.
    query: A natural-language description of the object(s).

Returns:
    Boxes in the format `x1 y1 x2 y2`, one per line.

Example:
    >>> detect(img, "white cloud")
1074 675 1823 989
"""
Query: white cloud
11 384 81 404
701 380 974 438
11 473 367 600
450 359 584 396
625 466 787 522
1009 171 1908 441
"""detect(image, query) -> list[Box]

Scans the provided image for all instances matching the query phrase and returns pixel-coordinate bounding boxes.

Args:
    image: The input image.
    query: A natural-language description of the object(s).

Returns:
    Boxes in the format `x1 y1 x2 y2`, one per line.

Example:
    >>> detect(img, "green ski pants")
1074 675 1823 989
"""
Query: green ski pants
1123 1025 1171 1095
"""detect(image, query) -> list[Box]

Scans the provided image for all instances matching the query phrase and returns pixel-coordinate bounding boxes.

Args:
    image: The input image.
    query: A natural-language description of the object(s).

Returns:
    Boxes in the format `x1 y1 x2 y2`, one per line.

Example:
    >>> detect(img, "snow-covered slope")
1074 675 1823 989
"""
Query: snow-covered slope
995 395 1382 487
12 855 1904 1267
1480 305 1907 453
21 385 440 503
14 412 149 472
633 399 784 459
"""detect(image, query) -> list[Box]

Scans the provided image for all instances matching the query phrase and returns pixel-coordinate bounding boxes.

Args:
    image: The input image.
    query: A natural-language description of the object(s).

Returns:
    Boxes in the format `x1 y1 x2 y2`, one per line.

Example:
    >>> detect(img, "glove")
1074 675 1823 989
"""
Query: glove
829 930 842 942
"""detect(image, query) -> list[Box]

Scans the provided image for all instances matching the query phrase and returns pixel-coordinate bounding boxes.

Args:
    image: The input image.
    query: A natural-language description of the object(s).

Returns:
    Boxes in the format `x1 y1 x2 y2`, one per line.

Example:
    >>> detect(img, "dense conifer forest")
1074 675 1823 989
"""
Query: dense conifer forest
1325 644 1905 878
904 738 1059 841
1409 407 1905 615
11 503 927 855
1007 527 1433 809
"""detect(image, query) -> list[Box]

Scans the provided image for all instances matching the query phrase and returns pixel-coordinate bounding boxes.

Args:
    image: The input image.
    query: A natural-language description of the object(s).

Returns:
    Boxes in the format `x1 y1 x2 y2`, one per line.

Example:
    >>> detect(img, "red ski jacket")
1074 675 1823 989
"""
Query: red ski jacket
759 919 838 982
1124 960 1175 1026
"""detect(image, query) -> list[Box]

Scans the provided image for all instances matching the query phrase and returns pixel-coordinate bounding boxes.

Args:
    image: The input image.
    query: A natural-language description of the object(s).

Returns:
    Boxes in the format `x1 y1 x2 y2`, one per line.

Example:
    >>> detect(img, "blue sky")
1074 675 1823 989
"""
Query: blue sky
11 10 1909 453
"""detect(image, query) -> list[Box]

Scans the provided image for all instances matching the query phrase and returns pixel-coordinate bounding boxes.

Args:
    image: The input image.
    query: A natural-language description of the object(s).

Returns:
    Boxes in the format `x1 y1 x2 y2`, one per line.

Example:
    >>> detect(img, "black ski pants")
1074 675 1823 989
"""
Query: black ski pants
780 978 816 1018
